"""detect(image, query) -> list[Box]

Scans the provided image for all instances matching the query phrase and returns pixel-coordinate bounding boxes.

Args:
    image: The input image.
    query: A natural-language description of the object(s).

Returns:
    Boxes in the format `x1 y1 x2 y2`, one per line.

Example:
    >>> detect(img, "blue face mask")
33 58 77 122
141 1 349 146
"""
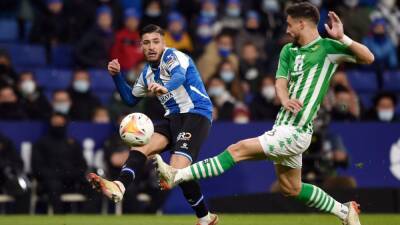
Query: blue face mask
220 70 235 83
218 47 231 58
201 10 217 19
227 8 241 17
171 32 183 41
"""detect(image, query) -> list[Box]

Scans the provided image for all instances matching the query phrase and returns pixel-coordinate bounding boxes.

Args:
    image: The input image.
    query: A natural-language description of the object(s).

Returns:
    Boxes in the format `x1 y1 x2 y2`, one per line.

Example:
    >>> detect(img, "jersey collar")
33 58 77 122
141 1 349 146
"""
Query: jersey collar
301 36 322 49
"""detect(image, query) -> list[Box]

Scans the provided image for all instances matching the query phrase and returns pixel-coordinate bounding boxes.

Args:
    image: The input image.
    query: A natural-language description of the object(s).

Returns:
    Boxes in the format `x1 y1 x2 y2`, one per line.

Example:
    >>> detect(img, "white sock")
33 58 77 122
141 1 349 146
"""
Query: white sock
198 212 211 224
331 202 349 220
113 181 126 194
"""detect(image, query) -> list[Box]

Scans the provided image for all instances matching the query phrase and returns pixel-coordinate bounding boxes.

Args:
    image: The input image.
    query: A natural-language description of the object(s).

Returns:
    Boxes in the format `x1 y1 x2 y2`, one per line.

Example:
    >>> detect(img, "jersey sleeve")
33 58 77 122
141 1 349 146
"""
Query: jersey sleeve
132 71 147 97
326 39 357 64
163 50 189 92
276 44 291 80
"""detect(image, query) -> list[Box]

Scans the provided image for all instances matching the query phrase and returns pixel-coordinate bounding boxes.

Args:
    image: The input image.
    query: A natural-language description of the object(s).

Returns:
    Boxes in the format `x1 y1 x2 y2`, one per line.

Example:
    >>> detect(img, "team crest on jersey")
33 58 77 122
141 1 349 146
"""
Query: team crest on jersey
166 53 179 70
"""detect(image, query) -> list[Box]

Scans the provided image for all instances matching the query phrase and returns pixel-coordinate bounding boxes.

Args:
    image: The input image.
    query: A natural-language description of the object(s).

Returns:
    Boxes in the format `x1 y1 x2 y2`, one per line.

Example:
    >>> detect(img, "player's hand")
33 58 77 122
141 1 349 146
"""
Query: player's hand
282 99 303 114
108 59 120 76
324 11 344 40
148 83 168 96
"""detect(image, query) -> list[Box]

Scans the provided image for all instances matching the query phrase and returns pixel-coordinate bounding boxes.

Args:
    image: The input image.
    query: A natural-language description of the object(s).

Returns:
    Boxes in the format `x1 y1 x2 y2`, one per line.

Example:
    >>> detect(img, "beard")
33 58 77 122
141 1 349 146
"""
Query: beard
292 35 300 47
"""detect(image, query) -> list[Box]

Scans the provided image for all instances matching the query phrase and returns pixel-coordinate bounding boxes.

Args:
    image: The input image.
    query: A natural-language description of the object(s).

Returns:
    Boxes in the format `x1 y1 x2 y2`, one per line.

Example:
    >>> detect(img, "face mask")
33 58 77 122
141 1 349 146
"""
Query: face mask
73 80 90 93
378 109 394 122
335 102 349 113
226 8 241 17
198 25 212 38
262 86 275 100
310 0 322 7
49 125 67 138
54 102 71 114
263 0 280 13
208 86 225 97
220 70 235 83
21 80 36 95
234 116 249 124
344 0 359 8
218 47 231 58
146 9 161 17
381 0 396 8
201 10 217 19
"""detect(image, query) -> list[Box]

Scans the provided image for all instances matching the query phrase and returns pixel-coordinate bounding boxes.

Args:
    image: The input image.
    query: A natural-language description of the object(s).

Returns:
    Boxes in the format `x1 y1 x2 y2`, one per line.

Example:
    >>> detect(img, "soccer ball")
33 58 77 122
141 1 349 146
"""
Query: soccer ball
119 113 154 146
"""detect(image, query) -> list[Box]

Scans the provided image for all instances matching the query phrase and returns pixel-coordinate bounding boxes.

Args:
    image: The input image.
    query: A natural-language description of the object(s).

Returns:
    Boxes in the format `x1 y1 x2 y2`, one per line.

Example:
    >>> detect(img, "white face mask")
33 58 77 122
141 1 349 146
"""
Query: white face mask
310 0 322 7
344 0 359 8
378 109 394 122
234 116 249 124
263 0 280 13
262 85 275 100
197 25 213 37
220 70 235 83
380 0 396 8
226 7 241 17
73 80 90 93
21 80 36 95
208 86 225 97
53 102 71 114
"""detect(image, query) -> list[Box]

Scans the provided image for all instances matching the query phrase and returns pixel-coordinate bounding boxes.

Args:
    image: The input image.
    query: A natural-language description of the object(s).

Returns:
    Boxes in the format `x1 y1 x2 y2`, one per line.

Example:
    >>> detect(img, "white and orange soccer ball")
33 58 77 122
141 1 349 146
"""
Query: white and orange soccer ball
119 113 154 146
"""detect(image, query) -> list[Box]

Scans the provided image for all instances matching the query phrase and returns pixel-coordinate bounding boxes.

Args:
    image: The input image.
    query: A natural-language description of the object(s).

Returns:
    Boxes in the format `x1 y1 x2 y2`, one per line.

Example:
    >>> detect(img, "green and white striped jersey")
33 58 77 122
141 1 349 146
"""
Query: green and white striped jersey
275 37 356 133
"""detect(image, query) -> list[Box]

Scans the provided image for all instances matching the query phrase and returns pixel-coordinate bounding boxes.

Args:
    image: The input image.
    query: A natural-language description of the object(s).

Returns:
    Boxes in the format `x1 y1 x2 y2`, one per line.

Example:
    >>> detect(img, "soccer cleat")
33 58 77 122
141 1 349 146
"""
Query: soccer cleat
87 173 125 203
342 201 361 225
152 154 179 190
196 213 219 225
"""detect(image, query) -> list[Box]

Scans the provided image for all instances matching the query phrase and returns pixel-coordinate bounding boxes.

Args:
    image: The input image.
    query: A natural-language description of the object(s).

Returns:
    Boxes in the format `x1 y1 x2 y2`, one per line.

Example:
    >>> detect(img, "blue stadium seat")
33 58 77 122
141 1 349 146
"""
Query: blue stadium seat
88 69 115 92
34 68 72 91
93 90 112 105
358 93 374 110
51 45 74 67
0 43 46 67
0 19 18 42
346 70 378 93
382 71 400 92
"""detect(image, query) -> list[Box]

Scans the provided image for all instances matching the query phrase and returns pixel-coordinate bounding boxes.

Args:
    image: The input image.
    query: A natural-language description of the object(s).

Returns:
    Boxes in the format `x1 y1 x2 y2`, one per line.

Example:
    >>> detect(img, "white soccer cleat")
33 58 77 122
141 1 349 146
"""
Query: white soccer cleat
342 201 361 225
153 154 179 190
196 213 219 225
87 173 125 203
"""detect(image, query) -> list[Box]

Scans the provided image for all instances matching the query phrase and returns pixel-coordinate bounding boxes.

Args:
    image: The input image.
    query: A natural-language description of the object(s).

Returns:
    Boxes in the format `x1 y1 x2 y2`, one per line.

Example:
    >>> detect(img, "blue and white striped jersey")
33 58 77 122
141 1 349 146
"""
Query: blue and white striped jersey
132 48 213 121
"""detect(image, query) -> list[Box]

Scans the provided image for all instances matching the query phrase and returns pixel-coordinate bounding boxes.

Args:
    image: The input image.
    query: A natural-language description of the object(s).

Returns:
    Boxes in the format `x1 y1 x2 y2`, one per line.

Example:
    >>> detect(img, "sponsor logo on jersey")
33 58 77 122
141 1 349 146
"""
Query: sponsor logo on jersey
177 132 192 141
180 142 189 149
159 92 174 104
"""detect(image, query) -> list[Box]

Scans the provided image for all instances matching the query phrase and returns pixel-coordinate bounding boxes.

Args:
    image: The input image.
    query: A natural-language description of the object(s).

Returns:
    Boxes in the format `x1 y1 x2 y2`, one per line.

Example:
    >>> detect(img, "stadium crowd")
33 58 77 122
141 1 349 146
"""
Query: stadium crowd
0 0 399 214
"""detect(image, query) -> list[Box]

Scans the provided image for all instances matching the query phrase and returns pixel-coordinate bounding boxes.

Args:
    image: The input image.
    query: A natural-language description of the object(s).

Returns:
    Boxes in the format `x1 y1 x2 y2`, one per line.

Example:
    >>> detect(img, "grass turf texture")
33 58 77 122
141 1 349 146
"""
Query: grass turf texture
0 214 399 225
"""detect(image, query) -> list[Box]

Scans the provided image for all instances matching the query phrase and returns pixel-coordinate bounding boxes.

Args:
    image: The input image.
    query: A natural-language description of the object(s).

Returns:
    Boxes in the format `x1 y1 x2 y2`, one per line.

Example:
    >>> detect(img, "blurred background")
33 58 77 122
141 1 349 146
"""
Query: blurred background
0 0 399 215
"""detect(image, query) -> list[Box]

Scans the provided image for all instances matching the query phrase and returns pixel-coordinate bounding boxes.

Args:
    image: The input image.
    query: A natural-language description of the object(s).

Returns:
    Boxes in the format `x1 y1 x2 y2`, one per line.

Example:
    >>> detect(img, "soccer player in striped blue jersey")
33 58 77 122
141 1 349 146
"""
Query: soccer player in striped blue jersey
88 24 217 225
154 3 374 225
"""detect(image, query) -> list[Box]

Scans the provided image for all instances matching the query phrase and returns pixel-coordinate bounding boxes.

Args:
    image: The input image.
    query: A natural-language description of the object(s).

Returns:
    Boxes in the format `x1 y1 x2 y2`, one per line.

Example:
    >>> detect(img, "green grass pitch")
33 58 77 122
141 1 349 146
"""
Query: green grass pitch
0 214 399 225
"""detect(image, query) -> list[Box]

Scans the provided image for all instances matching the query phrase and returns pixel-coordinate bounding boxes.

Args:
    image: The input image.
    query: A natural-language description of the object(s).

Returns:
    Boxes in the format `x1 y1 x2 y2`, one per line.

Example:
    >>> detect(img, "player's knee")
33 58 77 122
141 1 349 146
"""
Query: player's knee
279 184 301 197
227 140 249 161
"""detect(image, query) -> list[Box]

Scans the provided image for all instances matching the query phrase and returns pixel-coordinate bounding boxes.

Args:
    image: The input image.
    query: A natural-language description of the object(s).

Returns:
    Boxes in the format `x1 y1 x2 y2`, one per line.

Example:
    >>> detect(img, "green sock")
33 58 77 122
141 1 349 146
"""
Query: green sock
189 150 236 180
296 183 349 220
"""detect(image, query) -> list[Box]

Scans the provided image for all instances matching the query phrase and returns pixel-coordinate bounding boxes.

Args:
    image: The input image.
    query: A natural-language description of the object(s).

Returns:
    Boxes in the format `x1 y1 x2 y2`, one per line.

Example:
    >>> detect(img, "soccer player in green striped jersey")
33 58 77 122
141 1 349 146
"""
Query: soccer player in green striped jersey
154 2 374 225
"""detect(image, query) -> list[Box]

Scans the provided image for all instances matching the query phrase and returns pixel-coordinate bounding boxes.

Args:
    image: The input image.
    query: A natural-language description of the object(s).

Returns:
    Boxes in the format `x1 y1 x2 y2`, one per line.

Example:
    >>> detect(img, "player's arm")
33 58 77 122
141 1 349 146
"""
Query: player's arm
325 11 374 64
108 59 142 106
147 65 186 95
276 78 302 114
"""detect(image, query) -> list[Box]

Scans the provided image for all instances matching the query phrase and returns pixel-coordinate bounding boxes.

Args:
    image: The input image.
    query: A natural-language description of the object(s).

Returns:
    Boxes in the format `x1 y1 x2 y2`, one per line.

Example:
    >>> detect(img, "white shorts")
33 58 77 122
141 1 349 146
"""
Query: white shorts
258 125 312 168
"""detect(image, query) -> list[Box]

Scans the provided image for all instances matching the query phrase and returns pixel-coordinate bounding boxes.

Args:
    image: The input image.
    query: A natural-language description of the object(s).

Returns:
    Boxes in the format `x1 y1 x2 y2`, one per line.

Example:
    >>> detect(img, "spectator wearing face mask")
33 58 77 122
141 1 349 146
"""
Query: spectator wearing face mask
165 12 193 54
207 77 235 121
140 0 166 29
236 11 267 61
17 71 52 120
362 18 398 70
330 85 359 121
214 0 243 34
249 76 280 121
214 60 239 87
197 32 239 82
364 92 399 122
260 0 285 41
68 69 101 121
239 42 267 93
193 16 216 57
0 49 18 87
336 0 371 42
0 86 26 120
370 0 400 47
51 89 72 116
32 113 101 213
75 5 114 68
110 8 144 71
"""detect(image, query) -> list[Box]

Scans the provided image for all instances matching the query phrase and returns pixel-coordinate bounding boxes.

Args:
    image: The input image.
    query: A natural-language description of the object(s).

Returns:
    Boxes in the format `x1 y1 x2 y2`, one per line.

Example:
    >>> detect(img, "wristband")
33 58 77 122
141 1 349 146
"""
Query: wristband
340 35 353 47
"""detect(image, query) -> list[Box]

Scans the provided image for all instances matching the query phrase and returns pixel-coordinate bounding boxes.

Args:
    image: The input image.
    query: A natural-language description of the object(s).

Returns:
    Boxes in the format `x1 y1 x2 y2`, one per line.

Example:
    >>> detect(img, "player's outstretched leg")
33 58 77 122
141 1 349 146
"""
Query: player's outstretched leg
154 138 266 190
88 133 168 202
